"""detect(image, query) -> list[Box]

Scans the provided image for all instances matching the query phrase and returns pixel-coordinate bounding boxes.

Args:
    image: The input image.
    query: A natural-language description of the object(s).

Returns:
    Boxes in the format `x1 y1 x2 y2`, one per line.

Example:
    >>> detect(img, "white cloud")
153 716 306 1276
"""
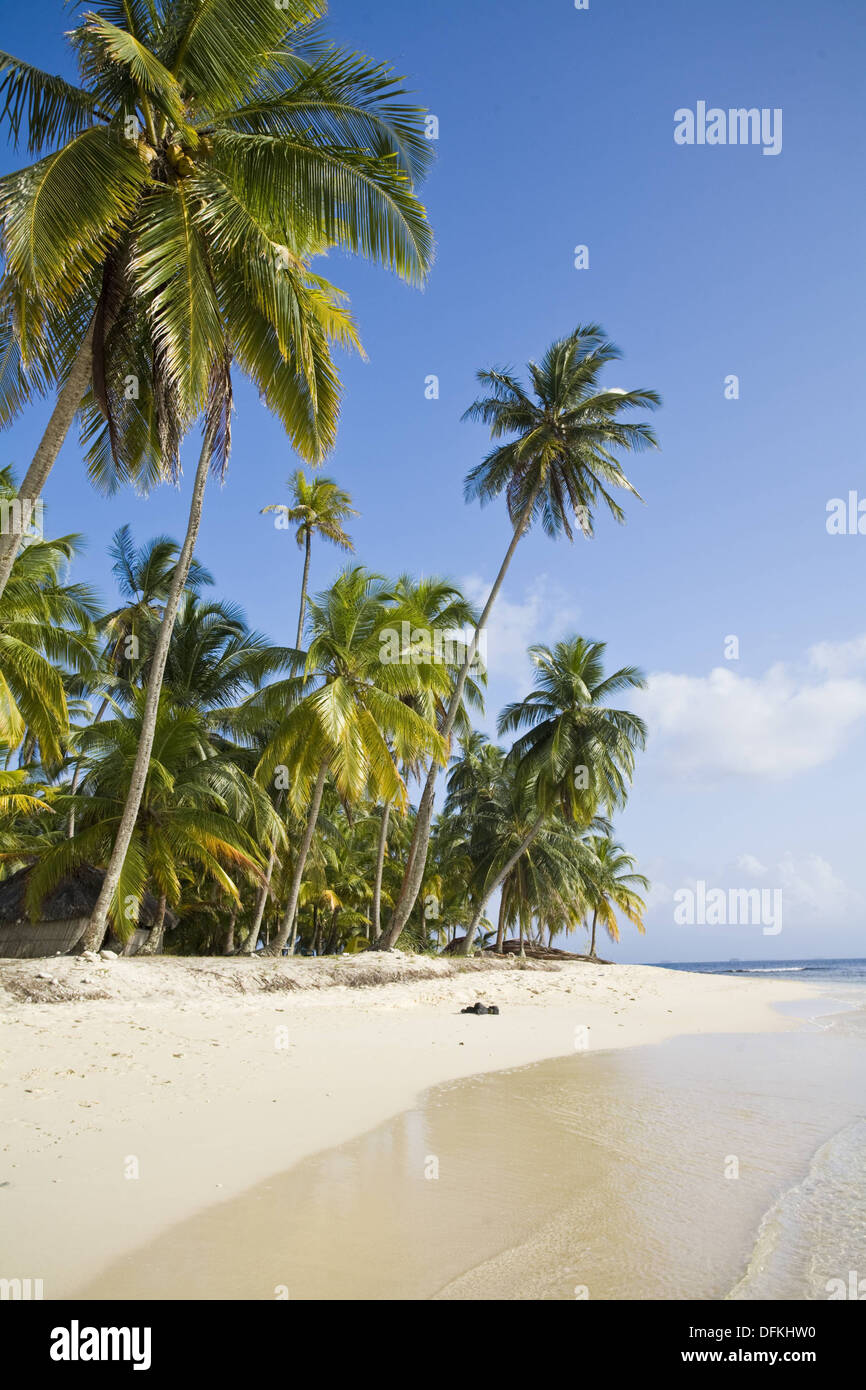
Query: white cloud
643 880 675 912
777 852 859 923
737 854 768 877
635 638 866 779
644 853 861 930
808 634 866 678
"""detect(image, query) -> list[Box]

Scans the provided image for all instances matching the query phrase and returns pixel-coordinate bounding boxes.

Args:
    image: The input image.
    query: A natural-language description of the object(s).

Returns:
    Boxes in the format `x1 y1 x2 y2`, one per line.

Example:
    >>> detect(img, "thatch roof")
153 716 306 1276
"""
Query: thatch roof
0 865 176 929
442 935 610 962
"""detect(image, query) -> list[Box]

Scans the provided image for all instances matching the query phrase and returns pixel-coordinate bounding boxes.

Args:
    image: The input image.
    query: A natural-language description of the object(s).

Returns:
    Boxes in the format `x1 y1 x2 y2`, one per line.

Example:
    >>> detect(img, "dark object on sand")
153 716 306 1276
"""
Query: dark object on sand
461 1002 499 1015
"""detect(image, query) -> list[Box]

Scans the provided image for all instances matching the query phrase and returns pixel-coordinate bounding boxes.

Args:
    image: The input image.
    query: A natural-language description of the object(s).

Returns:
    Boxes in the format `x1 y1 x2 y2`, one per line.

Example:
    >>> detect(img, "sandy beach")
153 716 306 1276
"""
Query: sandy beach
0 954 826 1299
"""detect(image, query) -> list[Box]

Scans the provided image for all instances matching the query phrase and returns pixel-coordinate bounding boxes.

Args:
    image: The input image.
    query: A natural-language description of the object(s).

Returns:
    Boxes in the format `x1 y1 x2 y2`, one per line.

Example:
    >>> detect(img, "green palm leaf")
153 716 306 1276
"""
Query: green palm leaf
0 126 149 304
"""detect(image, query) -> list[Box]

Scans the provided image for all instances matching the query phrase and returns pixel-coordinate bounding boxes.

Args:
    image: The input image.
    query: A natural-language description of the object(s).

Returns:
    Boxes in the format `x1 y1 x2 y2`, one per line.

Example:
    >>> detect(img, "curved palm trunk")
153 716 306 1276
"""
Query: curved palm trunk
243 842 277 954
371 800 391 942
495 892 507 954
296 529 312 648
80 426 215 952
589 908 598 958
458 812 547 956
267 761 328 956
0 320 95 601
138 894 167 956
380 487 541 951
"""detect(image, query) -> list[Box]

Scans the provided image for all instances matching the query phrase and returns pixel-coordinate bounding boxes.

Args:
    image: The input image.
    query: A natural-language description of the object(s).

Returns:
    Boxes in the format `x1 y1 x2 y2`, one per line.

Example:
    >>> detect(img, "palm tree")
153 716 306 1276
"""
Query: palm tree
380 328 659 948
158 592 289 713
583 835 649 958
252 567 446 955
447 743 599 956
261 471 358 645
0 1 434 596
456 637 647 953
0 476 98 768
38 4 437 951
34 696 275 948
66 525 215 834
100 525 214 691
368 576 483 942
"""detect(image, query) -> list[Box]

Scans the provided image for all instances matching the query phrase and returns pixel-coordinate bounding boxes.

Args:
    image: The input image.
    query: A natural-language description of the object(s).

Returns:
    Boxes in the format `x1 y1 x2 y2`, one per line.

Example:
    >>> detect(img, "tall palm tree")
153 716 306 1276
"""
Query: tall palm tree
0 0 434 596
447 744 600 956
251 567 446 955
22 4 439 950
379 328 659 949
368 575 483 941
261 471 358 645
456 637 647 953
583 835 649 958
66 525 215 834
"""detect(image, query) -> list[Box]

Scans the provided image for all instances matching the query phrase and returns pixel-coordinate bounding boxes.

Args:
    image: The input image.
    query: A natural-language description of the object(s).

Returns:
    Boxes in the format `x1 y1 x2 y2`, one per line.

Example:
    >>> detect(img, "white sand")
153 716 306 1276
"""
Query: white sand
0 953 820 1298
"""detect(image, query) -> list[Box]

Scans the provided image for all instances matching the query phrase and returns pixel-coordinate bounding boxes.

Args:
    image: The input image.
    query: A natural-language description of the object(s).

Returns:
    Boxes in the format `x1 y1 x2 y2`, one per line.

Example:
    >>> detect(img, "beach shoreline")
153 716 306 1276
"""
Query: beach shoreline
0 956 828 1298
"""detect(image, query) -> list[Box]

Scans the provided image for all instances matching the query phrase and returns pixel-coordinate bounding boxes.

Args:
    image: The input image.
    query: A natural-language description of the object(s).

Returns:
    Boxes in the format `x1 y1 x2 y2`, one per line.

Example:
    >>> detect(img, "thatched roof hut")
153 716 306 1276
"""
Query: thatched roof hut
0 865 177 958
441 936 609 962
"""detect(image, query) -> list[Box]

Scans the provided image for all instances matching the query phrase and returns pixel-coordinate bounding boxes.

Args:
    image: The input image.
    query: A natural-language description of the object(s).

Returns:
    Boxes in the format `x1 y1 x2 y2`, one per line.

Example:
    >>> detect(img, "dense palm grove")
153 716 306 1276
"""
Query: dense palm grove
0 2 657 959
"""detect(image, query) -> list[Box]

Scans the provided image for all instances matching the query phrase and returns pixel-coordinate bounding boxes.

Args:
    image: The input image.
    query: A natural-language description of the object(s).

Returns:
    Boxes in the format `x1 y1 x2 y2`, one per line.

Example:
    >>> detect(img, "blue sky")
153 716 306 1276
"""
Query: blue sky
4 0 866 961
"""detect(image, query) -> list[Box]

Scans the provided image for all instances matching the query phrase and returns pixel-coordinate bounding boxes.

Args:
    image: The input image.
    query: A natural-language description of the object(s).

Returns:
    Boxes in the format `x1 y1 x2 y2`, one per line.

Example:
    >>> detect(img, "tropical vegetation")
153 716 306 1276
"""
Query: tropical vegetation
0 3 657 963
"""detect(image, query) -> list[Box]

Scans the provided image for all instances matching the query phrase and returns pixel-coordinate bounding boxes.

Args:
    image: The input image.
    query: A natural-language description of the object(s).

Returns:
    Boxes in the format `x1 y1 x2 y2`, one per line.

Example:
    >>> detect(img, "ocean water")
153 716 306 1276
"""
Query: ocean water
78 979 866 1301
657 958 866 985
728 1117 866 1301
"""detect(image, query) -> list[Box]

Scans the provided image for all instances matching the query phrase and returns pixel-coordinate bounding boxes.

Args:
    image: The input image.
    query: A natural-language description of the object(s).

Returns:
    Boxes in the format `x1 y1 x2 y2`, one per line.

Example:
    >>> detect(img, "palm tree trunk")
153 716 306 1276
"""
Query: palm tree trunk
286 903 300 954
296 529 312 648
267 761 328 955
458 812 547 956
139 894 167 956
223 904 239 955
80 424 216 952
311 903 321 954
495 893 507 954
371 800 391 942
0 319 95 601
325 910 339 956
380 486 541 950
67 694 111 837
589 909 598 958
243 842 276 954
